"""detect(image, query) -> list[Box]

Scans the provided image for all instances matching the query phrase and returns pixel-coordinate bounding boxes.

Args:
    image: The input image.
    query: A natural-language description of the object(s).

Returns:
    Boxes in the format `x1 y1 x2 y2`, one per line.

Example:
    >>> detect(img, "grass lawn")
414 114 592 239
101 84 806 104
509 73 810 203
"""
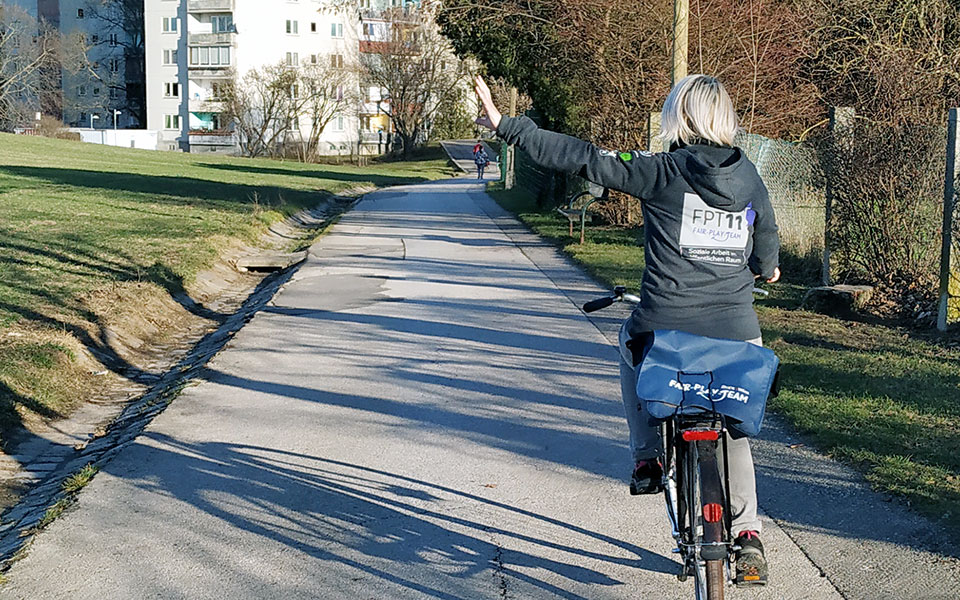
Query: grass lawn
489 183 960 530
0 134 454 438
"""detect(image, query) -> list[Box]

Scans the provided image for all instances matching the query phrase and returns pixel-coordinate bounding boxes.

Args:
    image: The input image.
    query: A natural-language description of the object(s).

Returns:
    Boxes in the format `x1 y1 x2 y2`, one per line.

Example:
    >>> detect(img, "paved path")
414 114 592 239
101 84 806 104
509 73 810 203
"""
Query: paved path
1 178 956 599
440 140 501 180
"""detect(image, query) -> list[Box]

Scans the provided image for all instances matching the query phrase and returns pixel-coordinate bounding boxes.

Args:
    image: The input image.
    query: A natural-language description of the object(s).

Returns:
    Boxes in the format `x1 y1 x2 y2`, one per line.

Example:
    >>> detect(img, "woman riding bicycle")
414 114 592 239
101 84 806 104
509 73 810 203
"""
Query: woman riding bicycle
474 74 780 586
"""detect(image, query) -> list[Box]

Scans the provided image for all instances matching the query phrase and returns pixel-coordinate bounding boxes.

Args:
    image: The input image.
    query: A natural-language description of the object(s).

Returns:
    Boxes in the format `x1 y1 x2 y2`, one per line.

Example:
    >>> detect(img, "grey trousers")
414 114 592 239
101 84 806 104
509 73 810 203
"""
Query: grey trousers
618 322 763 535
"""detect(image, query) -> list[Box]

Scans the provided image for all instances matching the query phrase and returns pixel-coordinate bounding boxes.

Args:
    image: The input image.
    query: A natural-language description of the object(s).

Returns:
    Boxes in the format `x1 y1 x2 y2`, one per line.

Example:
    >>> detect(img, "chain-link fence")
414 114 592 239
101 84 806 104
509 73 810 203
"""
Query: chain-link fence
734 132 825 262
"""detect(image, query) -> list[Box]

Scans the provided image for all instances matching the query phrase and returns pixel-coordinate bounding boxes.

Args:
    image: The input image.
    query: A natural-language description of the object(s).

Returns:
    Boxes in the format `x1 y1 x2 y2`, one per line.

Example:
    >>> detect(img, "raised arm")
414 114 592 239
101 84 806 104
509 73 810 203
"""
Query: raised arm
474 76 667 199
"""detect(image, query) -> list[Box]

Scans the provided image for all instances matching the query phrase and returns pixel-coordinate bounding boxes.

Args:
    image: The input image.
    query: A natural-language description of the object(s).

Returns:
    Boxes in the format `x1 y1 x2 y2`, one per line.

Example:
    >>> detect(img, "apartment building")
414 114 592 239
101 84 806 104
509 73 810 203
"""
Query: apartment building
144 0 417 154
9 0 135 129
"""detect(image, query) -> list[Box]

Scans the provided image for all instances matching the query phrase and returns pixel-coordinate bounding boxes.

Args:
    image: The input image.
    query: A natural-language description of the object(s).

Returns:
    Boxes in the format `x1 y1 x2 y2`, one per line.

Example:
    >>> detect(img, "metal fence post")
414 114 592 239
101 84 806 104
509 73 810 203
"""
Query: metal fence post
504 87 517 190
822 107 855 286
937 108 959 332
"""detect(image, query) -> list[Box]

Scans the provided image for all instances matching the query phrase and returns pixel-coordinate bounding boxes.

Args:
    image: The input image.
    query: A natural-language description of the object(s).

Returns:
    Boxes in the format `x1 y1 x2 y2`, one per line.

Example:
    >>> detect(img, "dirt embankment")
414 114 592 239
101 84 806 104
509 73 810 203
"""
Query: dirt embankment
0 193 361 511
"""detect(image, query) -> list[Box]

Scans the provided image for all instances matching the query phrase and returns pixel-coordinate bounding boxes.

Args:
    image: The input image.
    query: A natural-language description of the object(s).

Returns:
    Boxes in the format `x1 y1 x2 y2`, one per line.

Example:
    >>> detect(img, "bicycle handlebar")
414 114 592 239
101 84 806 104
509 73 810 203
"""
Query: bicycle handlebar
583 297 614 313
582 287 769 313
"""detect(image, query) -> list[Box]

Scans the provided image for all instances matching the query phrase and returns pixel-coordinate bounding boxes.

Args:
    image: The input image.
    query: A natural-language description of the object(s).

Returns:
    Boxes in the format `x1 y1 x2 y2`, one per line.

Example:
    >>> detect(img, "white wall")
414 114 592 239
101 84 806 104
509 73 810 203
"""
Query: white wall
70 128 160 150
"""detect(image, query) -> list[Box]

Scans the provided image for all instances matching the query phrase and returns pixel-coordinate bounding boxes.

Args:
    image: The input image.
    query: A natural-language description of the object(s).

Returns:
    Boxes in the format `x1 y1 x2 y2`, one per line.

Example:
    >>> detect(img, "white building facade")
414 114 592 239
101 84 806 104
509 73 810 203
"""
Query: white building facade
144 0 416 154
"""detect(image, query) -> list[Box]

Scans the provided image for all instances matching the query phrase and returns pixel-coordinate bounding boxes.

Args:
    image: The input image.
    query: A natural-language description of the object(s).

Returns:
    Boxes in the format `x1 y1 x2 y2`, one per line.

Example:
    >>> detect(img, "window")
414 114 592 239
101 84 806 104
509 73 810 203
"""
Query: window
287 118 299 131
109 33 118 47
109 88 118 98
363 23 375 37
285 52 299 66
330 53 343 69
78 85 87 96
91 34 99 44
330 23 342 38
77 8 84 18
310 22 317 33
335 85 343 101
310 54 318 64
360 0 371 7
286 20 298 35
211 82 227 99
289 84 299 99
162 17 178 33
79 112 87 122
211 15 233 33
334 116 344 131
190 46 230 66
164 82 179 97
93 87 101 96
164 114 180 129
163 49 178 65
108 58 120 73
361 116 372 131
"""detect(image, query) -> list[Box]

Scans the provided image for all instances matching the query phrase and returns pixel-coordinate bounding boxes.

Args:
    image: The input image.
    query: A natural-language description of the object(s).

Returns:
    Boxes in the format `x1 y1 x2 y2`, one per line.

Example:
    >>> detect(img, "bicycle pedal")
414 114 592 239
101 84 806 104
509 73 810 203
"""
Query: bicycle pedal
735 569 768 586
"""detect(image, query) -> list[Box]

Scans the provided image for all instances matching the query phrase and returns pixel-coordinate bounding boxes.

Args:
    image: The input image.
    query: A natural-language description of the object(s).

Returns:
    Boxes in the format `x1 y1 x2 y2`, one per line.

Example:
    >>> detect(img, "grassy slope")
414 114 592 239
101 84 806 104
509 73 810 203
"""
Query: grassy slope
489 184 960 529
0 134 453 435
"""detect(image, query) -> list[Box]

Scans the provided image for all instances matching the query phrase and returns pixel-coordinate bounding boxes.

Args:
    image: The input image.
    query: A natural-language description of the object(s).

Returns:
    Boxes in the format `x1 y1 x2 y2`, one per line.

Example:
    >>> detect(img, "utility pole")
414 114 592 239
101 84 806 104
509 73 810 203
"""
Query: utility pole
650 0 689 152
672 0 689 85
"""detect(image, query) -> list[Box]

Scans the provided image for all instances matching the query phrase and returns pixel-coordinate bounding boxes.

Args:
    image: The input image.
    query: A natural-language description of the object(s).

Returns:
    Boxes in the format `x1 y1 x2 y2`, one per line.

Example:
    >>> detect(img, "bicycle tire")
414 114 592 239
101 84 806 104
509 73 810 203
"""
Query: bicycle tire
697 441 727 600
685 441 708 600
706 560 725 600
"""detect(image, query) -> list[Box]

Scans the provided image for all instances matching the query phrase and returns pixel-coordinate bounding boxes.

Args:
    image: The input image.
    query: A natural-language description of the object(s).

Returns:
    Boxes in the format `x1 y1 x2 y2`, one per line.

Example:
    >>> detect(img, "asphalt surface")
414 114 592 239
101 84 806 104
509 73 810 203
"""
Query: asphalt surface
440 140 501 179
1 177 957 599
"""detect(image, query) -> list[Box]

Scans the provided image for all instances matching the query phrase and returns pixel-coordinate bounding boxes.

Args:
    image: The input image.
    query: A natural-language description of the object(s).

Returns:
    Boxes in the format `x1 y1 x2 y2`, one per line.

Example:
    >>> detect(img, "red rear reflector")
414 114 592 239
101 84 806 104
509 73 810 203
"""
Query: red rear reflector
703 503 723 523
681 430 720 441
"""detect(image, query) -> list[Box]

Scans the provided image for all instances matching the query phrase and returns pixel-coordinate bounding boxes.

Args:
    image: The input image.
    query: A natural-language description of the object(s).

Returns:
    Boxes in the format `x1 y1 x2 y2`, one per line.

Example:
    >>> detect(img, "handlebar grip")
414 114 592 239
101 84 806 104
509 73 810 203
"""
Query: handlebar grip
583 297 615 313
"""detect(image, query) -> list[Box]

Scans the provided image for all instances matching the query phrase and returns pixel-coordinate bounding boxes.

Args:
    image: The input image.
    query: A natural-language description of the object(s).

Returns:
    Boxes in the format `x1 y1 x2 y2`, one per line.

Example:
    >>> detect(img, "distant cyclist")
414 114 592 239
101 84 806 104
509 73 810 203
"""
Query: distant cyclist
474 73 780 586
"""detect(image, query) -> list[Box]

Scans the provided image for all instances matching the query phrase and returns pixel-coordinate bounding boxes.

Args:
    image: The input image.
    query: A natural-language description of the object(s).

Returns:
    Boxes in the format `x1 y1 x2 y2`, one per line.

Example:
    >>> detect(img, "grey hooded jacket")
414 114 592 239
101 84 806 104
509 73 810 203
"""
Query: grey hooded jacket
496 115 780 341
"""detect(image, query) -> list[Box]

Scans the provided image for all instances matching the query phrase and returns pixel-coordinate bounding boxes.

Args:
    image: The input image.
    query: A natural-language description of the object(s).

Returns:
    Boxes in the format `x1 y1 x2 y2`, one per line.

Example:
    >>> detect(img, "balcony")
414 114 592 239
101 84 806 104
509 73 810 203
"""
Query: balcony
188 32 237 46
188 0 235 13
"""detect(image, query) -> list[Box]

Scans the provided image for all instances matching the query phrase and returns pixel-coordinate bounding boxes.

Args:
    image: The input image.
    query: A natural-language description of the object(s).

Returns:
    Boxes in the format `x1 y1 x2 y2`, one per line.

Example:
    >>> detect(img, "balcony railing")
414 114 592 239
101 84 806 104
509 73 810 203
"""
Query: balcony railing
188 66 232 79
188 0 235 13
189 130 237 146
360 7 418 22
188 32 237 46
189 98 225 113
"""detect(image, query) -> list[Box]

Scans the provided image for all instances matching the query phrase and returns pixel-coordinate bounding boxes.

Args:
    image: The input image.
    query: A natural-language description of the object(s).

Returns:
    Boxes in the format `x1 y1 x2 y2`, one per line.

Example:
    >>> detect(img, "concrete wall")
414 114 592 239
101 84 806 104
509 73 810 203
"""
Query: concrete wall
69 128 160 150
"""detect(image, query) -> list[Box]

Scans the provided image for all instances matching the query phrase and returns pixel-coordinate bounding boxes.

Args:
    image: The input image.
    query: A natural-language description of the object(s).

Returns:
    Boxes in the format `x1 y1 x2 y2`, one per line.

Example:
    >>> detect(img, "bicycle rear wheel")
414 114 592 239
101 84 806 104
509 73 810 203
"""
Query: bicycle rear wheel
697 441 727 600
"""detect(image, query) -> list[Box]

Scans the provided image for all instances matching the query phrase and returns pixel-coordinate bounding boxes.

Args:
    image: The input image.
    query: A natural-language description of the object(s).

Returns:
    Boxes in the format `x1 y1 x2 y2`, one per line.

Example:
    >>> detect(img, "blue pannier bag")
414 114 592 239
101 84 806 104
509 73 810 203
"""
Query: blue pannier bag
634 330 780 437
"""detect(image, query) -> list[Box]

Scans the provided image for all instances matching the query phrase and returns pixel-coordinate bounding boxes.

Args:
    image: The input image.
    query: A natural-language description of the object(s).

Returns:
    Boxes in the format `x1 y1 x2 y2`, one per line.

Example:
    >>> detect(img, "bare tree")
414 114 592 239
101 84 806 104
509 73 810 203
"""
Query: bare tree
83 0 146 126
290 59 357 161
360 6 471 157
0 5 71 129
220 63 300 158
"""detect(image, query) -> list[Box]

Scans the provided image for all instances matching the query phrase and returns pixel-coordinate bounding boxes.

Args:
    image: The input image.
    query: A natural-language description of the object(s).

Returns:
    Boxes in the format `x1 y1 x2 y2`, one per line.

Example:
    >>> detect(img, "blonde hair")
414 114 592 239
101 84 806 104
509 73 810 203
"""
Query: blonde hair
659 75 739 147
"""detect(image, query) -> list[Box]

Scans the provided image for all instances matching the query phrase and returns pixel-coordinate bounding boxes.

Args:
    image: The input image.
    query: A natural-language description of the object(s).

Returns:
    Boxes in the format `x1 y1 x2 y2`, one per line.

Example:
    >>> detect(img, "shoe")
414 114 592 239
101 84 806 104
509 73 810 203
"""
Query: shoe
735 530 768 586
629 459 663 495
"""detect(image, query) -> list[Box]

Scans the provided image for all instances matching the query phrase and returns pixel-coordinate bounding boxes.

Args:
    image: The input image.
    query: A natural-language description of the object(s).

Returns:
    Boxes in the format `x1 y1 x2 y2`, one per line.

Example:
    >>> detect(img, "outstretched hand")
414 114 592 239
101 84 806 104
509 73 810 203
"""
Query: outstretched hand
474 75 502 132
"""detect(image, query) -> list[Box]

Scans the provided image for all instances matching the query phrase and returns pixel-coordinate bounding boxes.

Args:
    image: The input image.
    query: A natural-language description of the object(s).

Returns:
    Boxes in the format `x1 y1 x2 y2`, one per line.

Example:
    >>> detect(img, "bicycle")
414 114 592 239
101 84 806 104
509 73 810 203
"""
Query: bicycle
583 285 777 600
